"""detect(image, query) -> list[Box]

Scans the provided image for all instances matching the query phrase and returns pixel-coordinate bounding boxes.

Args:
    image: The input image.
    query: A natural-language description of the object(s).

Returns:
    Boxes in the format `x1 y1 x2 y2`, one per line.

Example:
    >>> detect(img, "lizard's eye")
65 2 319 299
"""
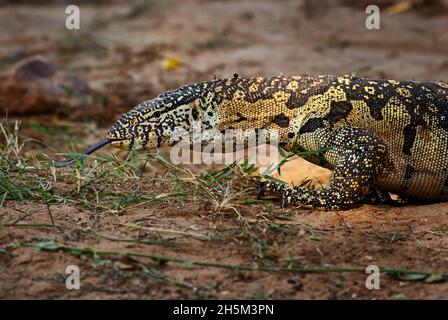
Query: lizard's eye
129 117 139 126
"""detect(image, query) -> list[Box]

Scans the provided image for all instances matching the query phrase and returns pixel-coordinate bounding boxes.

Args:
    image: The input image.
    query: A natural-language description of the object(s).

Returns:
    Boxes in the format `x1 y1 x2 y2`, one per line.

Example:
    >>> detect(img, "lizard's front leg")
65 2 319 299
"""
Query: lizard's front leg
263 126 388 210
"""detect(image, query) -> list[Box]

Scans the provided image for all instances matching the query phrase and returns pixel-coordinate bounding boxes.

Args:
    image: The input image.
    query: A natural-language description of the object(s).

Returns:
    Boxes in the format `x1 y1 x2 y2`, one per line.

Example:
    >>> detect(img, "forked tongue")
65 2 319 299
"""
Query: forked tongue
53 139 111 167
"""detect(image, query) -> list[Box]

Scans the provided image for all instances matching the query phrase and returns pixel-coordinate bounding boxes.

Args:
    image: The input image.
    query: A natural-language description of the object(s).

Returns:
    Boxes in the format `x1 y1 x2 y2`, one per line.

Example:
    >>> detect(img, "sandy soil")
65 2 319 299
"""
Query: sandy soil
0 0 448 299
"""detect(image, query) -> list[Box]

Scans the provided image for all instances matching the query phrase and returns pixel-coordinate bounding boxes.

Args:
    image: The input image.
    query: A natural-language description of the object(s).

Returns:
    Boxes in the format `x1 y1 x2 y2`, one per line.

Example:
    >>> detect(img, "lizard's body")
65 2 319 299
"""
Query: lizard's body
106 75 448 210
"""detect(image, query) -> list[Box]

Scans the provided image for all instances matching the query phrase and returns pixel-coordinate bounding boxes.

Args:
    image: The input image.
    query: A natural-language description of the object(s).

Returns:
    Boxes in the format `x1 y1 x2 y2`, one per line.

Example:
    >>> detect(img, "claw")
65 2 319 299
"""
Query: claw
389 196 409 207
281 196 289 208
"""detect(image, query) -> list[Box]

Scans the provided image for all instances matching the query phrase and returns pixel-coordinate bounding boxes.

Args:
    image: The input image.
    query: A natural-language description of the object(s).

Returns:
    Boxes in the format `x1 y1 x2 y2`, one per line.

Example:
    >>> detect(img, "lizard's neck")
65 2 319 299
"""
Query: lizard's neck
197 75 334 148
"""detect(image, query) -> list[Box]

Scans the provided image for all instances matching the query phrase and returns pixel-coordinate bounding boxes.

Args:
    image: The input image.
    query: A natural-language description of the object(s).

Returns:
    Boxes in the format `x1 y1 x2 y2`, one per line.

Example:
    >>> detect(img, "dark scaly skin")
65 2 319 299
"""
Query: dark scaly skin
106 75 448 210
262 126 388 210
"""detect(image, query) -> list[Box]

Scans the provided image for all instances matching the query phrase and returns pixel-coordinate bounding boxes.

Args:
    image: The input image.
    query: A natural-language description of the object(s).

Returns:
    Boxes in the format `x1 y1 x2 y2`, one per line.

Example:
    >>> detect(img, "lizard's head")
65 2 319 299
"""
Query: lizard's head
53 87 206 167
106 101 193 150
106 86 207 150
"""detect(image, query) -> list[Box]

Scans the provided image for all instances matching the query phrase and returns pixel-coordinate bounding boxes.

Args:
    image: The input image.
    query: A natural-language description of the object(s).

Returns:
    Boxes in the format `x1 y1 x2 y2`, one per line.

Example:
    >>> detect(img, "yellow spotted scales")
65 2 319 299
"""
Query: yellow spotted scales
106 75 448 210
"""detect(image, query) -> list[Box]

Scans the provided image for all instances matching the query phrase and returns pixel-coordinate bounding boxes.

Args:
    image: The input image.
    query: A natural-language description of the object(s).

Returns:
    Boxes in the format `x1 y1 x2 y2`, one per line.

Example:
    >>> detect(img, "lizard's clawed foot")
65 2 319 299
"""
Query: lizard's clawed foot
365 189 410 207
258 180 296 207
389 195 409 206
365 188 392 205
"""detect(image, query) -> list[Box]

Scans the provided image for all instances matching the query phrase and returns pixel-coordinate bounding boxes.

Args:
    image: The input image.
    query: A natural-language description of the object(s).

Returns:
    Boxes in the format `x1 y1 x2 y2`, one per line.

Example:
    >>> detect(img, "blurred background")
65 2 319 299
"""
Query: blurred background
1 1 448 300
0 0 447 155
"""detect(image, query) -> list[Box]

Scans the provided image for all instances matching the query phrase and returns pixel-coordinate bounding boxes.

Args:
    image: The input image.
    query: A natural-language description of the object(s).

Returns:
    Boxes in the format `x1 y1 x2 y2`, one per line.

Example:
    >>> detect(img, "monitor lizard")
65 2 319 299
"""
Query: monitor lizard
56 74 448 210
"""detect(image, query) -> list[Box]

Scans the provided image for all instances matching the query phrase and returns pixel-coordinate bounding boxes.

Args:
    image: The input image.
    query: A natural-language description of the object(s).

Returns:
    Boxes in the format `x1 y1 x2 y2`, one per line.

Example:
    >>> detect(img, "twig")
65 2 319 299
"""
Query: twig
124 223 212 241
6 210 34 226
46 204 55 226
17 241 448 282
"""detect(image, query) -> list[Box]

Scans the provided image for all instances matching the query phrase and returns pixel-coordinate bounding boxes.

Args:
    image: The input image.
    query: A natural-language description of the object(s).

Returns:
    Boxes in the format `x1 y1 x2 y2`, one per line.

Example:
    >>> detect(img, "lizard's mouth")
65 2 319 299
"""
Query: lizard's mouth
106 129 141 149
110 138 134 149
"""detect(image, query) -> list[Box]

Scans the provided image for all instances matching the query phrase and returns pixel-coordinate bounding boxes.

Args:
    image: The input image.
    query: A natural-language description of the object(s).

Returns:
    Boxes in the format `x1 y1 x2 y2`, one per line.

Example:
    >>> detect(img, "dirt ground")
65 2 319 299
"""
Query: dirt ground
0 0 448 299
